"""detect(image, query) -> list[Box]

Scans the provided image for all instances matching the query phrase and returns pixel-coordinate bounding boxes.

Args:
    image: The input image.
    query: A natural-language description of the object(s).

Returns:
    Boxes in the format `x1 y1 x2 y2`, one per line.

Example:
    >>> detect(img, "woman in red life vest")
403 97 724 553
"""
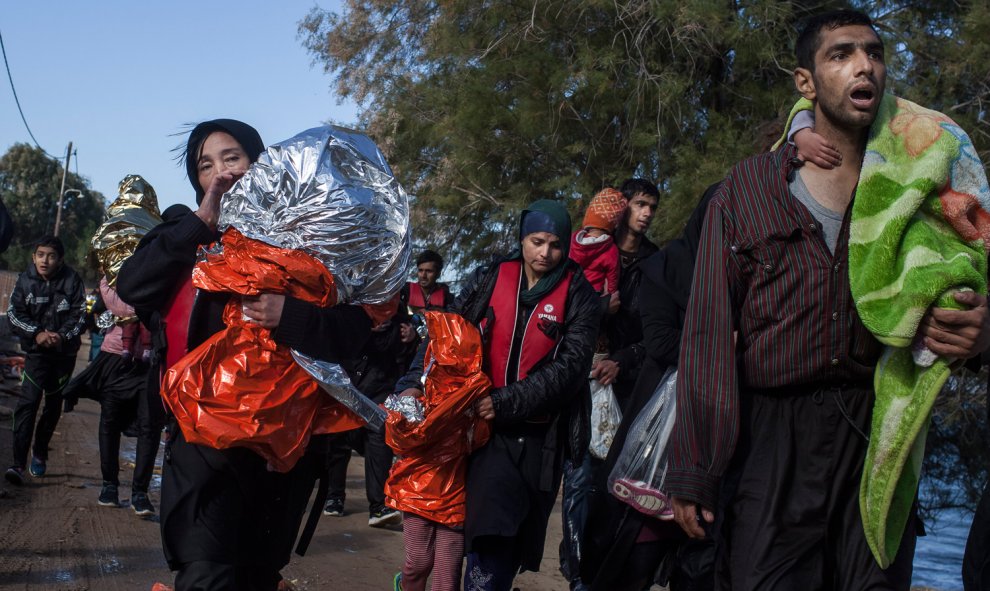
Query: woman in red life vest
395 199 601 591
116 120 374 591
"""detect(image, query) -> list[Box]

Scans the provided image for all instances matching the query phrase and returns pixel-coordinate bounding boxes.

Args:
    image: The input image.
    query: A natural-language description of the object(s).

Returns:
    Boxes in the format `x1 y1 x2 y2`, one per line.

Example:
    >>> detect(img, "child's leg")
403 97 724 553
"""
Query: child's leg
402 513 437 591
430 524 464 591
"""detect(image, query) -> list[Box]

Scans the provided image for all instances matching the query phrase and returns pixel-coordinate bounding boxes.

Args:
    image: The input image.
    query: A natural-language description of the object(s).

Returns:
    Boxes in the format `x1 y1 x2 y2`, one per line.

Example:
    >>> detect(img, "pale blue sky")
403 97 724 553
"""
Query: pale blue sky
0 1 358 210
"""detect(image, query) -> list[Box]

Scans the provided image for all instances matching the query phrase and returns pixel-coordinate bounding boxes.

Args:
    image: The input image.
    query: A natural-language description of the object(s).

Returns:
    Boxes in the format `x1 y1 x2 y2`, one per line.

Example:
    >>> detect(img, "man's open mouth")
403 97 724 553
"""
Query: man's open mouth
850 86 877 108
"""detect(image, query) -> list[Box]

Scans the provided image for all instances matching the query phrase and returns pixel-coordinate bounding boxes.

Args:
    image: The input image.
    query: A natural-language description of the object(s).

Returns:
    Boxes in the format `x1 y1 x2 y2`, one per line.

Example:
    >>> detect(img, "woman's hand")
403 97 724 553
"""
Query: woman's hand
475 396 495 420
242 294 286 330
195 171 241 229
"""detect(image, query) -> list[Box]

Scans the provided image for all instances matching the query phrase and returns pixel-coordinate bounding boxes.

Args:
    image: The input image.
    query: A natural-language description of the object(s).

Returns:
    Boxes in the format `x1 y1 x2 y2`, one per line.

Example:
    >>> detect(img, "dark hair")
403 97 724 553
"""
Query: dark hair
620 178 660 202
35 235 64 258
416 249 444 271
183 119 265 202
796 10 879 72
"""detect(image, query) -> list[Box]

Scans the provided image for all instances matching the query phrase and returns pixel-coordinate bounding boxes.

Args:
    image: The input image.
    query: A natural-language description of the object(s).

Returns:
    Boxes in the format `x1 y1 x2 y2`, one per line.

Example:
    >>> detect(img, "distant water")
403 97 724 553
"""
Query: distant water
913 505 971 591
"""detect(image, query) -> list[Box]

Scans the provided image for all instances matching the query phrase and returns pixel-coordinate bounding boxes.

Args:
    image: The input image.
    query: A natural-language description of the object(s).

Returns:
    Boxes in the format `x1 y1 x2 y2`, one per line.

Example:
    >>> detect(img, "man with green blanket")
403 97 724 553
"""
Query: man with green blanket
666 9 990 590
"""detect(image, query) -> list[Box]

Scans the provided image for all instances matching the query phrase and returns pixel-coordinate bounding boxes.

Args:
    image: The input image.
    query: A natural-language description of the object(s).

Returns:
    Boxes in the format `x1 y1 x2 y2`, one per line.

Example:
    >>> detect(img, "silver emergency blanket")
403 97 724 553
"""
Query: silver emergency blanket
218 125 411 304
217 126 411 431
384 392 427 423
292 351 387 432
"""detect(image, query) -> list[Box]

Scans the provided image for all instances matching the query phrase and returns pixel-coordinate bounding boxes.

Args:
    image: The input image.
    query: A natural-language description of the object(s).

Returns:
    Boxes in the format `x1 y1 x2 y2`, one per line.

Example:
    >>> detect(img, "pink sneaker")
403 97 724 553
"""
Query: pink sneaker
611 478 674 520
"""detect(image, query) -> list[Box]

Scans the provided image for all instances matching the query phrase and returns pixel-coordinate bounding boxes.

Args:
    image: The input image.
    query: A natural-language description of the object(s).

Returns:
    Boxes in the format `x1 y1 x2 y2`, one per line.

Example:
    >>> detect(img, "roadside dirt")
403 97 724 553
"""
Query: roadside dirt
0 340 571 591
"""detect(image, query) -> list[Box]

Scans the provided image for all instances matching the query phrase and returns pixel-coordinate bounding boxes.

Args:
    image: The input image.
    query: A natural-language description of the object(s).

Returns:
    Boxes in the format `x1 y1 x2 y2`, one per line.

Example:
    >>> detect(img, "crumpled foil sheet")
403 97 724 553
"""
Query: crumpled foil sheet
91 175 163 286
95 310 116 331
384 393 426 423
217 126 412 429
291 351 387 433
218 125 411 305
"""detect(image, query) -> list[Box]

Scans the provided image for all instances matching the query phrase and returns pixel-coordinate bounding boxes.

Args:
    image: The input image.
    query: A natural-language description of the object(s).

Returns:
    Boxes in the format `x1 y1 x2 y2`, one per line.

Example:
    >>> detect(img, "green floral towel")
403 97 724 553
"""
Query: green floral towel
782 95 990 568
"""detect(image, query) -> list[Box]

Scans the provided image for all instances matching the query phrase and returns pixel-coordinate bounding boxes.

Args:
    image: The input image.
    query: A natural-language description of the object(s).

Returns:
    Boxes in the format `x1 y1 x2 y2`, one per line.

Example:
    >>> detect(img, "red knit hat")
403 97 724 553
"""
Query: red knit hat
582 188 627 233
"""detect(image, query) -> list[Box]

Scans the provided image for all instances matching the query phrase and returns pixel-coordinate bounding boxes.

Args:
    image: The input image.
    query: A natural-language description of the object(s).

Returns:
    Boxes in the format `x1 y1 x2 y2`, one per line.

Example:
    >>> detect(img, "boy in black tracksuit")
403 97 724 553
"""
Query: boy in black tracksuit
5 235 85 484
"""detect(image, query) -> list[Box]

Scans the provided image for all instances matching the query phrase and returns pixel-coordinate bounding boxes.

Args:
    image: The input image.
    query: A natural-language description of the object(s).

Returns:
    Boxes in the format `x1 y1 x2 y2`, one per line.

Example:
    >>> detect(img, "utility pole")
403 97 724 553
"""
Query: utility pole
53 141 72 236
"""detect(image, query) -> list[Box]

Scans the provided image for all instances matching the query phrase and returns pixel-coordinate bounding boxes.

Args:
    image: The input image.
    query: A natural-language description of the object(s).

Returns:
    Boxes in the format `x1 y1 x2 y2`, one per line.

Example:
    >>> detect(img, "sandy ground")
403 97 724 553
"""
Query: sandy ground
0 340 572 591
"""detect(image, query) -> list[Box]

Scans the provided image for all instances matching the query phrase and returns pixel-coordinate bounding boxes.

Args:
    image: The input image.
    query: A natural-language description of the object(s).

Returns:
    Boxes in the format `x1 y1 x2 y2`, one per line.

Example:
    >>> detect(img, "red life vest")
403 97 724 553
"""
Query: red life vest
407 281 448 311
162 273 196 372
481 261 572 388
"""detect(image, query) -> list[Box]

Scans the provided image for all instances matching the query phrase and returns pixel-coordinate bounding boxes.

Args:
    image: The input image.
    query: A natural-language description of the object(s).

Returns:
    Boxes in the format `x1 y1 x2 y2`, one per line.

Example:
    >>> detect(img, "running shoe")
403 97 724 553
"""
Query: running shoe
611 478 674 519
392 572 403 591
4 466 24 486
29 456 46 477
98 483 120 507
131 491 156 516
368 506 401 528
323 497 344 517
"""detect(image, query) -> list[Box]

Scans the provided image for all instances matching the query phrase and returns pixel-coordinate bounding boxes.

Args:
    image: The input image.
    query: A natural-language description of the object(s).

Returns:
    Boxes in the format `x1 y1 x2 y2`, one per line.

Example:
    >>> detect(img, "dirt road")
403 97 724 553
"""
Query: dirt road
0 342 571 591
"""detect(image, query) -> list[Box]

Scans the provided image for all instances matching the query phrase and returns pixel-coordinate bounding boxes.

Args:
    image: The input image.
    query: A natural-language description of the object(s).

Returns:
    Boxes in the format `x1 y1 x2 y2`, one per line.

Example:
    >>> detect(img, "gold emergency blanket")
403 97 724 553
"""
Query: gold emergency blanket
91 175 162 286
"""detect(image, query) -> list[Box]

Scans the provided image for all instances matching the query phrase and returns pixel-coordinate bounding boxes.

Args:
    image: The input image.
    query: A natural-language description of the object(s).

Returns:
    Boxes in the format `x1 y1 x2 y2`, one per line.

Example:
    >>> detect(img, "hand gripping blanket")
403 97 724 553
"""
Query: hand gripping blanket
784 96 990 567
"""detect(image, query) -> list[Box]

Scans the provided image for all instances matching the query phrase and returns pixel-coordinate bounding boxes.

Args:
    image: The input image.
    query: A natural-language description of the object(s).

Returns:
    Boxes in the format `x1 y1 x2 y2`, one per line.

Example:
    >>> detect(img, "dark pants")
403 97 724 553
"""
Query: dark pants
326 425 393 511
174 560 280 591
964 480 990 590
465 536 522 591
719 385 916 591
560 455 596 588
99 393 161 492
161 430 319 590
12 355 75 467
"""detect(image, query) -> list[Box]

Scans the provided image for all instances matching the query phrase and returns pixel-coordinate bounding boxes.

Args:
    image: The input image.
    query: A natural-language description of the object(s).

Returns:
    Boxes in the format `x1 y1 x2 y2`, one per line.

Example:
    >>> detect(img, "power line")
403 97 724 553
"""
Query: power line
0 27 53 157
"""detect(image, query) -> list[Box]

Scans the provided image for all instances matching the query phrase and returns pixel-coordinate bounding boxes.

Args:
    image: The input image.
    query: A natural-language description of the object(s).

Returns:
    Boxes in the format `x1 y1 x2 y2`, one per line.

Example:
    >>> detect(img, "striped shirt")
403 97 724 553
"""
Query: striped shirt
666 145 882 509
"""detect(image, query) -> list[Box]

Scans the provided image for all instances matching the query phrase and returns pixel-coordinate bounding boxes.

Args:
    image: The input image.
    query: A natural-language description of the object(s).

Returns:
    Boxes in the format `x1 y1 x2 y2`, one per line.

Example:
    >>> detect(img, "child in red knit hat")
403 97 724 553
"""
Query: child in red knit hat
570 187 627 312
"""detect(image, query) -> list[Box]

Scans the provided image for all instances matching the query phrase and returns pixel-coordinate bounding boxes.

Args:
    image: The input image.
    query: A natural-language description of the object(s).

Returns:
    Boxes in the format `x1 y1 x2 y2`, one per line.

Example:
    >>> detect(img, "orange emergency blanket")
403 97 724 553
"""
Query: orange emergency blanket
162 228 365 472
384 312 492 526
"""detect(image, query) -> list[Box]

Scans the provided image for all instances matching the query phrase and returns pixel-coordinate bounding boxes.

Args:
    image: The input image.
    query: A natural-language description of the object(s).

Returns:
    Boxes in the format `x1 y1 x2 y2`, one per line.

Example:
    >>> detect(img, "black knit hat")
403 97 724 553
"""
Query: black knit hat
184 119 264 203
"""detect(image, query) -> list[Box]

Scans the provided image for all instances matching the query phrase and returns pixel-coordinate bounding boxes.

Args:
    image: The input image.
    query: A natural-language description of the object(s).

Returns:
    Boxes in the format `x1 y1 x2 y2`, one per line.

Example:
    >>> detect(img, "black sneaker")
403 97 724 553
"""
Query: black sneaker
98 483 119 507
323 498 344 517
4 466 24 486
131 492 155 516
368 506 401 528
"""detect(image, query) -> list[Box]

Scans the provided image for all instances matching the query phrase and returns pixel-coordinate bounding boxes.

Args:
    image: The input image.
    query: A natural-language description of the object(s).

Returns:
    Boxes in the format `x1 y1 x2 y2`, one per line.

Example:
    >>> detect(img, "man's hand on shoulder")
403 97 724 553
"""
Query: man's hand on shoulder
920 291 990 359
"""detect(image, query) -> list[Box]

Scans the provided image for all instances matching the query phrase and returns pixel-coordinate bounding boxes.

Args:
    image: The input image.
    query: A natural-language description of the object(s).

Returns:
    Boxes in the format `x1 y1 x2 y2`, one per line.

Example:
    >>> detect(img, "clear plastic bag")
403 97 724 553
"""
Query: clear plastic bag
589 354 622 460
607 367 677 519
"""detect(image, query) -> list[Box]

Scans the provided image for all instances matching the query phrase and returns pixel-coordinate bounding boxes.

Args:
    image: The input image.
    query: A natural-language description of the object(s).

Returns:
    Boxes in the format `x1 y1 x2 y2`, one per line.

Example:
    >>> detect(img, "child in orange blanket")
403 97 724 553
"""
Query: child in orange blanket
384 312 491 591
569 188 627 314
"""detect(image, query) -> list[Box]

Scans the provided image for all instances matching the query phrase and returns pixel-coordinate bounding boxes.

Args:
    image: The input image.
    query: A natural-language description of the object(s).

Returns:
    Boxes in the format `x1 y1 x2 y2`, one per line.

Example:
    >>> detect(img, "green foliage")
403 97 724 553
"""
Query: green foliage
301 0 990 268
0 144 106 281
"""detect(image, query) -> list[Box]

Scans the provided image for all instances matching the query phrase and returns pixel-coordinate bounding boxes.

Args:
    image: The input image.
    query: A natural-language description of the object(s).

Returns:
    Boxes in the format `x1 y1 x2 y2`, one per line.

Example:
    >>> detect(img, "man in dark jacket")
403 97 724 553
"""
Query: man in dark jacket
559 179 659 589
323 299 413 527
397 199 601 591
5 235 85 484
592 178 660 402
